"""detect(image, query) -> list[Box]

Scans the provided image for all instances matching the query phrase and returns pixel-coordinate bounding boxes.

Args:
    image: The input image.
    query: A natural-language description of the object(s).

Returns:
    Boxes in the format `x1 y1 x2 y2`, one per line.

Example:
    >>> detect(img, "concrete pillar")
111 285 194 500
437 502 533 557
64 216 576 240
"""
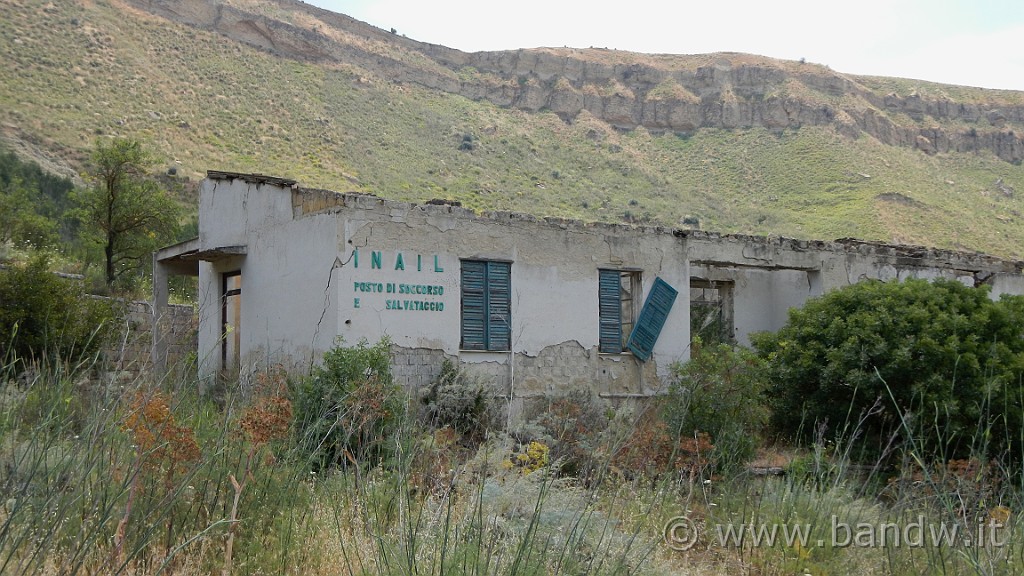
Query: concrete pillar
152 254 170 376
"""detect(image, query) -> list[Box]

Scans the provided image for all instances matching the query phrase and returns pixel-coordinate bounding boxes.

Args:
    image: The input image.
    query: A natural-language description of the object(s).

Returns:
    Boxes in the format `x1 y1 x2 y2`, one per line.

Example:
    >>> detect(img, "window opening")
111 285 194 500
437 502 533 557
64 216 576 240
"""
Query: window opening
222 271 241 373
461 260 511 351
599 269 642 353
690 278 734 345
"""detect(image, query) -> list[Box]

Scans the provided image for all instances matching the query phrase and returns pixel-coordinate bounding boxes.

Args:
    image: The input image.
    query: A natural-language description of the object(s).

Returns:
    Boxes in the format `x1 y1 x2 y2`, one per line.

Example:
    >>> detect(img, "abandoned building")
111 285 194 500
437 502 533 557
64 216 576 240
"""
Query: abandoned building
153 171 1024 415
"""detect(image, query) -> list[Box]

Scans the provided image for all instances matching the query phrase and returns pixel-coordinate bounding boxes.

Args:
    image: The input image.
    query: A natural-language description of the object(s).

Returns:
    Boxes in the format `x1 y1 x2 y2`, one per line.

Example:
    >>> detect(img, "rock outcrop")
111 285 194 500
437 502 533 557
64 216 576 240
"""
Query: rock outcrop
126 0 1024 163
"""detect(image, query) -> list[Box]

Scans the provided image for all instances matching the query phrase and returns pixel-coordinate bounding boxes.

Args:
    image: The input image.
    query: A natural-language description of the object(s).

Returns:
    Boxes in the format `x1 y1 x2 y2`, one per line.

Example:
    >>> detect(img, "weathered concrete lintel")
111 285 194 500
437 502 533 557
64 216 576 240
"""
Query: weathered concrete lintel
153 235 199 276
598 392 667 399
156 238 248 277
208 170 297 188
156 237 200 262
690 259 820 272
196 245 247 261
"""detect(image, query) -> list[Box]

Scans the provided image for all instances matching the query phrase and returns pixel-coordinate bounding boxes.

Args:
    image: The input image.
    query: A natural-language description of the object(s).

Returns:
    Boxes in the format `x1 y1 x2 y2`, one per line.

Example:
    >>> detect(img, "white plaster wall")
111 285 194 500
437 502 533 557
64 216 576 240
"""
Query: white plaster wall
191 177 1024 391
196 183 691 390
333 199 690 384
196 179 339 381
645 260 690 376
199 179 274 250
237 212 339 369
336 247 460 350
989 274 1024 300
692 265 812 345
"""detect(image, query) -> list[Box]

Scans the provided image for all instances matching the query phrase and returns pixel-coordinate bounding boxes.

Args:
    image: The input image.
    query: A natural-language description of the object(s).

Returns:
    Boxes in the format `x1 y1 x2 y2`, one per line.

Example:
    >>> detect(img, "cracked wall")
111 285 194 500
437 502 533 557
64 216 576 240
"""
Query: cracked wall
196 177 341 380
333 194 690 402
192 173 1024 409
196 177 690 404
686 232 1024 344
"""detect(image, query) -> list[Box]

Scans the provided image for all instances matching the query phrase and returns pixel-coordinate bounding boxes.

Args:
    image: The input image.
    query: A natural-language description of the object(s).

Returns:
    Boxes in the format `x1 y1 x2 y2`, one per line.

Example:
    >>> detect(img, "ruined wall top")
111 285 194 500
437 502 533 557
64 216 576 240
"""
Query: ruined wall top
208 170 1024 276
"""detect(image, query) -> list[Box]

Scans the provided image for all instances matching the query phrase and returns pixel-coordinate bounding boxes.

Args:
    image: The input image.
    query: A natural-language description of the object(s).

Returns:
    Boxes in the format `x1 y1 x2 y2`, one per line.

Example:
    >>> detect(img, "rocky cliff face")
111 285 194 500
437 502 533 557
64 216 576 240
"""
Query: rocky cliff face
126 0 1024 163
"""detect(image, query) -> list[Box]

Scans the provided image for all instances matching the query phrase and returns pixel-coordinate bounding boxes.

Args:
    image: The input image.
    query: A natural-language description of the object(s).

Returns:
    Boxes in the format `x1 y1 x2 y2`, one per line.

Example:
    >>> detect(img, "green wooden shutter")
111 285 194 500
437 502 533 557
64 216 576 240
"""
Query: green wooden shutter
461 261 487 350
627 277 678 361
486 261 511 351
598 269 623 353
461 260 511 351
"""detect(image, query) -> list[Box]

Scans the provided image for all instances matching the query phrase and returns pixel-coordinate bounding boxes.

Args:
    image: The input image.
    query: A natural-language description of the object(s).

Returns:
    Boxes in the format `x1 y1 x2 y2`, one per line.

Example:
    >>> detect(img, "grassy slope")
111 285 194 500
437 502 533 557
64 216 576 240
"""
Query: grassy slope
2 0 1024 257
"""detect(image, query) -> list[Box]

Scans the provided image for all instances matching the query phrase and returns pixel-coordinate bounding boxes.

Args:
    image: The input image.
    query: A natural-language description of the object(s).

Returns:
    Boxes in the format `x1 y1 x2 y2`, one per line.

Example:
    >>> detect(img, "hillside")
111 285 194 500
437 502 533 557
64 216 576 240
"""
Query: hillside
3 0 1024 257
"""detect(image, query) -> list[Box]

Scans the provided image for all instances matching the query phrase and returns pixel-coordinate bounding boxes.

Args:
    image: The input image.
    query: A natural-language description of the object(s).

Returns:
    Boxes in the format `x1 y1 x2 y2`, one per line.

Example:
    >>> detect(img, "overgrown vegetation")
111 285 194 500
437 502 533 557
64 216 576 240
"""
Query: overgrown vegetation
1 140 189 296
527 389 617 483
663 340 768 473
418 358 497 446
0 255 117 368
292 338 404 469
6 305 1024 573
753 278 1024 463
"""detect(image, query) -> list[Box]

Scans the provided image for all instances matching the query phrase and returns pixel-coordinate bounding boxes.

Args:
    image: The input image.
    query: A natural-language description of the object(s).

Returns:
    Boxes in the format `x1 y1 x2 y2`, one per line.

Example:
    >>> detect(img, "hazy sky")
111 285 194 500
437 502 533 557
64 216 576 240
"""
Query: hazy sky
306 0 1024 91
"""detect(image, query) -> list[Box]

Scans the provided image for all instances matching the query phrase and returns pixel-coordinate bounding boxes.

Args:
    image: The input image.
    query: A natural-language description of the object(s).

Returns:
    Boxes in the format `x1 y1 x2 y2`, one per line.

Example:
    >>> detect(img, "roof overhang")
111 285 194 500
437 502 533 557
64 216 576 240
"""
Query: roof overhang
207 170 297 187
155 237 247 276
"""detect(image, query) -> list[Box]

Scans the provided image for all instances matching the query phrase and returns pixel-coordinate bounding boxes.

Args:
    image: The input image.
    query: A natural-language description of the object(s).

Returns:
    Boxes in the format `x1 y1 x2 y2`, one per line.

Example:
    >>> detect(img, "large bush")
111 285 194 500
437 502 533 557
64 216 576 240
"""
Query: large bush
291 338 404 469
0 256 117 367
752 278 1024 460
662 340 768 473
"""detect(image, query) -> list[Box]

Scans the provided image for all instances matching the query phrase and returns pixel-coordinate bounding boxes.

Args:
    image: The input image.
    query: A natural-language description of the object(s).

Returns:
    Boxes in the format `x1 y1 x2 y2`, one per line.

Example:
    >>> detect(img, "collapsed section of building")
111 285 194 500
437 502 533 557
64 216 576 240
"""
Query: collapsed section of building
153 171 1024 416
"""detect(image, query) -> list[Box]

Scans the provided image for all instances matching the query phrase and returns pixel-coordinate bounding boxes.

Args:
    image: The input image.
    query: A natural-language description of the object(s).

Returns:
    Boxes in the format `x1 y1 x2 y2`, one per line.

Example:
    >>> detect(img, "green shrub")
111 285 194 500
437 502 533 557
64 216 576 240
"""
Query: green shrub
0 146 75 249
0 255 117 368
418 359 497 445
662 340 768 472
752 278 1024 461
291 338 404 469
528 389 613 482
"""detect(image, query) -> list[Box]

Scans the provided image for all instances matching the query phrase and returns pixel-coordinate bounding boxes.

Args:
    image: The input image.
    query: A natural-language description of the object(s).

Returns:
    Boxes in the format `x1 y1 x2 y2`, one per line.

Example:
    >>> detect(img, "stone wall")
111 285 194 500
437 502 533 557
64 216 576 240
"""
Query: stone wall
389 345 450 391
391 340 662 422
105 300 196 382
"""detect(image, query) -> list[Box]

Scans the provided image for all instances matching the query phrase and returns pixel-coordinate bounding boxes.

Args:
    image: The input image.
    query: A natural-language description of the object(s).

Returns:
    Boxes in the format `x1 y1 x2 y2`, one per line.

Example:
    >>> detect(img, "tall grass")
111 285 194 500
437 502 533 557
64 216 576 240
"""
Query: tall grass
0 346 687 575
6 338 1024 574
0 337 335 574
695 372 1024 576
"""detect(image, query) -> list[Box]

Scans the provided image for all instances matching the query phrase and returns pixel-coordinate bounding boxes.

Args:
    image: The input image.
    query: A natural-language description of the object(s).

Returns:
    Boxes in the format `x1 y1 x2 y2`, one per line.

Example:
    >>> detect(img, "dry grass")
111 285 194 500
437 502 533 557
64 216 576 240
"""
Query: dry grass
6 345 1024 575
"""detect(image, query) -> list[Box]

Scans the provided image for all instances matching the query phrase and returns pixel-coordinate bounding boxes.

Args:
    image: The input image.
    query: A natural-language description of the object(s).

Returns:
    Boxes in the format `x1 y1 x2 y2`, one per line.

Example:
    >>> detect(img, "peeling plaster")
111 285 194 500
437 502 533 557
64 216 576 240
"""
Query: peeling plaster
183 173 1024 402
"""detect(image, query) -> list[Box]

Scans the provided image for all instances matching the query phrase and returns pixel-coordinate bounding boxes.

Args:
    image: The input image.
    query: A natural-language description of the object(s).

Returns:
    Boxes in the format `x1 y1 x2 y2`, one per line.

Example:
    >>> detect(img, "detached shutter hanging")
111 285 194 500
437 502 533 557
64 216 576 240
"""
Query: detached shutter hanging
627 277 678 361
598 270 622 353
